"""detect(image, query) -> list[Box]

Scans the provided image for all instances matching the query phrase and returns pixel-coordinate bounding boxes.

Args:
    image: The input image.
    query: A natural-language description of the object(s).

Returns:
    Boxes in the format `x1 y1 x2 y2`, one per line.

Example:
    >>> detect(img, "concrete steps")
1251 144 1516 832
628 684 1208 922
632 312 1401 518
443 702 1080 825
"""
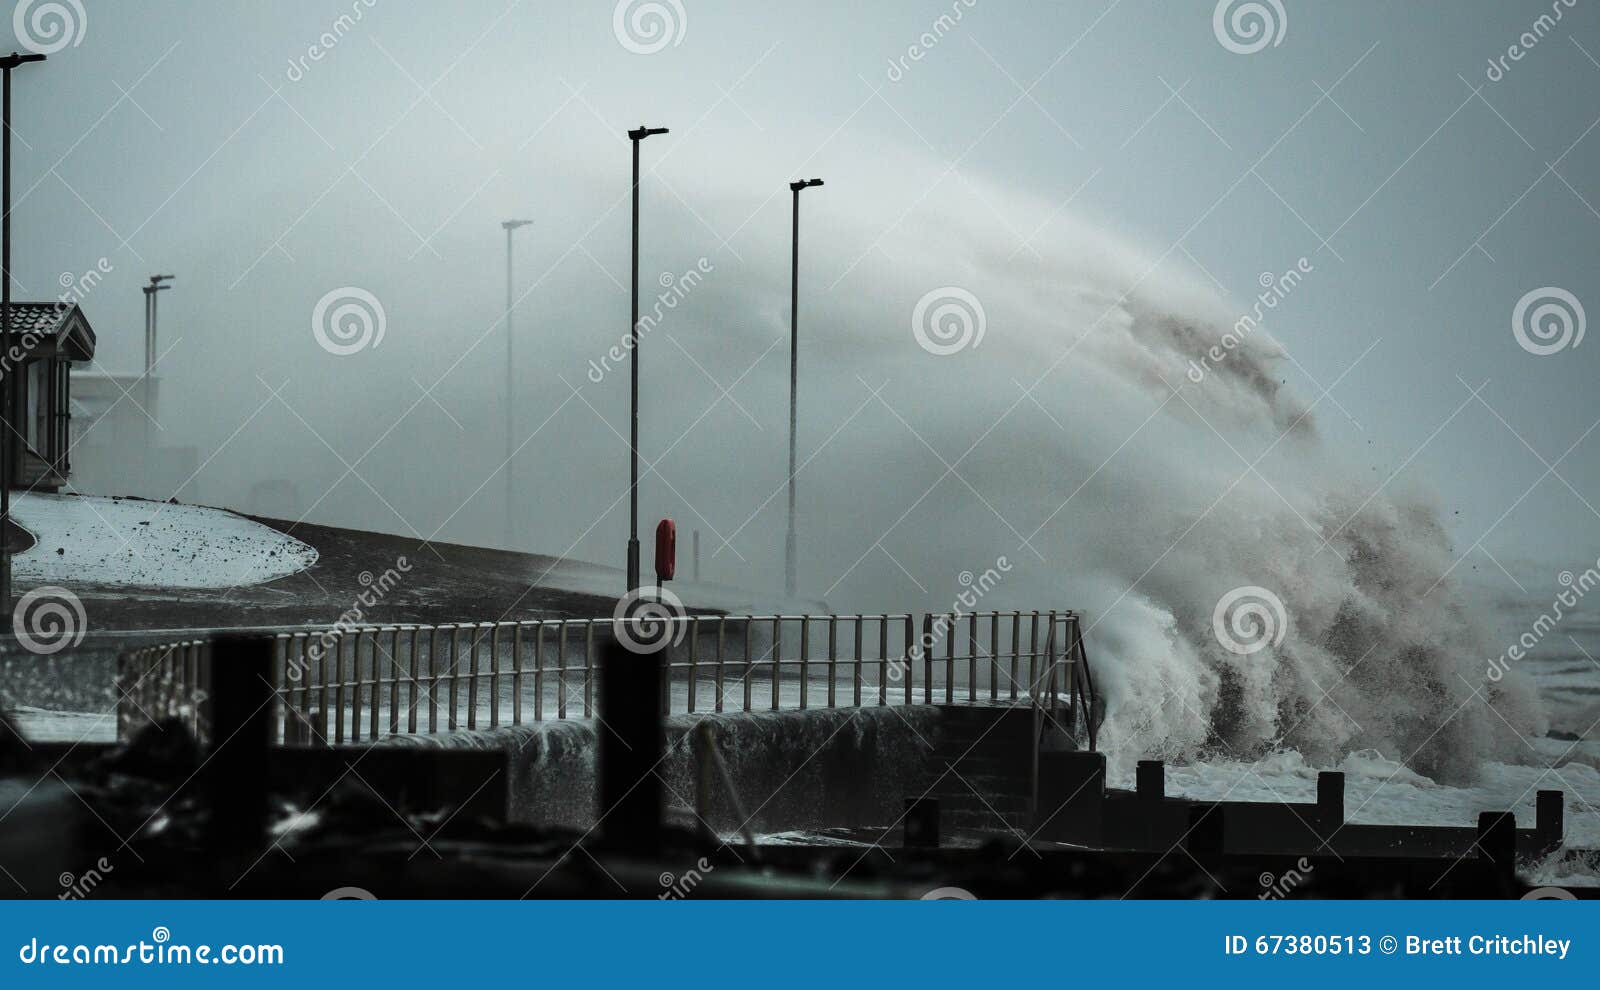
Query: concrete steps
912 705 1035 836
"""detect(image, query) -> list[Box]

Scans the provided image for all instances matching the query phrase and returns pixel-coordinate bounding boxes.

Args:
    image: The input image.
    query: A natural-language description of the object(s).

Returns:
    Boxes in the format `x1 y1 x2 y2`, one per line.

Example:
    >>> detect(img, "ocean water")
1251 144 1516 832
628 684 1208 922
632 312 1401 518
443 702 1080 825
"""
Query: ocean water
1148 598 1600 885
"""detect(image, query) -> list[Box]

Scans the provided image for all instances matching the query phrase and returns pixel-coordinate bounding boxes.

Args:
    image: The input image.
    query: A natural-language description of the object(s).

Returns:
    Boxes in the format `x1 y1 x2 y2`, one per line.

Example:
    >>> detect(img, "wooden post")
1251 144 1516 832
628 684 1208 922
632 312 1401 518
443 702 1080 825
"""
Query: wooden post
205 636 272 867
1136 760 1164 800
599 638 663 856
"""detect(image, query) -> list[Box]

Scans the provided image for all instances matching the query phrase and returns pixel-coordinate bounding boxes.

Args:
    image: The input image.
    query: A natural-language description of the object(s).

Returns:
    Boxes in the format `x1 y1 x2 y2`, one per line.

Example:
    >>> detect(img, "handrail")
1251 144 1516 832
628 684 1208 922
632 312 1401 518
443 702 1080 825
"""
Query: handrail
114 609 1097 755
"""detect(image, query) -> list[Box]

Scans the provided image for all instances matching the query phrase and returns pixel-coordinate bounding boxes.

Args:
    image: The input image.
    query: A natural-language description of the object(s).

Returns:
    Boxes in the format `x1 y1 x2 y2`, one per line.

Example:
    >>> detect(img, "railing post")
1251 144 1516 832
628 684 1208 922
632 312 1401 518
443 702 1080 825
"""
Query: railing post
407 627 421 734
852 616 863 707
368 629 381 740
467 625 482 730
334 634 347 745
967 612 978 703
989 612 1000 701
877 616 888 706
1046 611 1059 716
533 622 544 722
1029 611 1040 700
389 627 402 735
489 624 501 730
742 620 753 712
799 616 810 710
945 616 955 704
512 623 523 726
827 615 837 709
448 624 462 732
904 614 914 706
1009 611 1021 700
427 626 441 732
922 614 933 704
582 620 595 719
715 617 726 714
584 620 596 718
688 616 701 714
770 616 781 711
557 620 568 720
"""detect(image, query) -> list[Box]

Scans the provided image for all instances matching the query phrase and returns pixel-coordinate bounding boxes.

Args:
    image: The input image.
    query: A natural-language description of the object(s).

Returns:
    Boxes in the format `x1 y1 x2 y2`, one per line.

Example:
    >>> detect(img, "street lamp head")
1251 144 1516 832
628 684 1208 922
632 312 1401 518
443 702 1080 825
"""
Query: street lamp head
148 274 175 286
628 125 669 140
502 219 533 230
790 178 824 191
0 52 46 70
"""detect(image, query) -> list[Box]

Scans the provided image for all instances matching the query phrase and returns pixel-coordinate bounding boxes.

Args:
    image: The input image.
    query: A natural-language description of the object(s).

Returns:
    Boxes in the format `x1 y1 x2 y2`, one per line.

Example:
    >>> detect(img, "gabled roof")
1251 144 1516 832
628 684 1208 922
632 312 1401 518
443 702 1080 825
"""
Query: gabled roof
2 303 96 360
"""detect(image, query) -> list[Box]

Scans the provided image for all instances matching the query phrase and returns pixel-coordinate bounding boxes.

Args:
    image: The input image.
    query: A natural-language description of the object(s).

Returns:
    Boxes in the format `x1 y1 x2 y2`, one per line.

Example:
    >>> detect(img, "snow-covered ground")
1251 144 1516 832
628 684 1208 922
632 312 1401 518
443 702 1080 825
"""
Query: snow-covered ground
10 492 316 589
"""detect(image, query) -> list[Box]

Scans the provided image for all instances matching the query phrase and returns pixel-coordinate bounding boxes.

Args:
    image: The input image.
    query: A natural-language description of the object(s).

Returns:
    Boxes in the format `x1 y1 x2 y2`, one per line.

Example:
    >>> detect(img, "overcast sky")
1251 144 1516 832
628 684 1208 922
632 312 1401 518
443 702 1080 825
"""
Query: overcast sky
7 0 1600 624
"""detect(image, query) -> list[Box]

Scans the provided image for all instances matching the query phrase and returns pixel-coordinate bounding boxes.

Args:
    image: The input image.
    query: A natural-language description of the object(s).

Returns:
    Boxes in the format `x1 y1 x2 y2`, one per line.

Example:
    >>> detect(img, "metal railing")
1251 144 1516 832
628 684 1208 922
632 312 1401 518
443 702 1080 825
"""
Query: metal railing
116 610 1097 750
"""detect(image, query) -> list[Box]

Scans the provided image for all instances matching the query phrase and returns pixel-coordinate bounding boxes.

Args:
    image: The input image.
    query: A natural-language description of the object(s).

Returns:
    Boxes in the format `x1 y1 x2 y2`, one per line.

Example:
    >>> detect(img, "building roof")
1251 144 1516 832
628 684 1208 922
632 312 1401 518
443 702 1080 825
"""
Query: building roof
3 303 96 361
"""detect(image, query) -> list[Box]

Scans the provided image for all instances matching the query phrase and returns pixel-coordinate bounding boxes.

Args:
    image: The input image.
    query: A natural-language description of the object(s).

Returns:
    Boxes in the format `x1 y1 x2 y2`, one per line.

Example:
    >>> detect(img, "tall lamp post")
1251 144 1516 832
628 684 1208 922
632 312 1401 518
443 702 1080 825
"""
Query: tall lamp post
500 219 532 548
625 125 667 593
785 178 823 600
0 51 46 631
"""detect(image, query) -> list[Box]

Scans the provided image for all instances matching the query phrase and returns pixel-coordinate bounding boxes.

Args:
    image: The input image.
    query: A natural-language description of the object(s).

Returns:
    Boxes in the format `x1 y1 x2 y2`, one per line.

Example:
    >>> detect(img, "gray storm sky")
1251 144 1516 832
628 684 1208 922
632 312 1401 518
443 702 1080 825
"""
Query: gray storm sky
7 0 1600 611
